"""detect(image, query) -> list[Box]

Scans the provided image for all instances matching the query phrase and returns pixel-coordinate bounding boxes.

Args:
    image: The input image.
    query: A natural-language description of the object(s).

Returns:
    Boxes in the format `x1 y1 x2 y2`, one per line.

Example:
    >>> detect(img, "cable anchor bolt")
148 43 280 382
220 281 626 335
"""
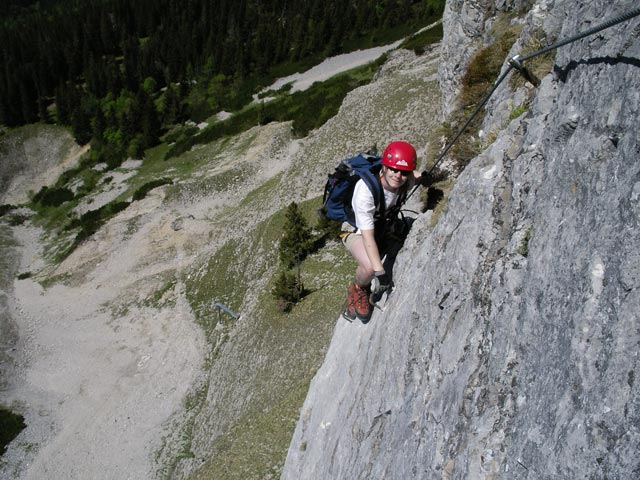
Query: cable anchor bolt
508 55 541 87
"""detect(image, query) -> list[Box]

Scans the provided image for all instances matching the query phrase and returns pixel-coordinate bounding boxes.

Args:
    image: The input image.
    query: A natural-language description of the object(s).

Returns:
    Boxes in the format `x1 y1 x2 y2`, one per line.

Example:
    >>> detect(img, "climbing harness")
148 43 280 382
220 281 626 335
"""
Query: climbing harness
405 5 640 202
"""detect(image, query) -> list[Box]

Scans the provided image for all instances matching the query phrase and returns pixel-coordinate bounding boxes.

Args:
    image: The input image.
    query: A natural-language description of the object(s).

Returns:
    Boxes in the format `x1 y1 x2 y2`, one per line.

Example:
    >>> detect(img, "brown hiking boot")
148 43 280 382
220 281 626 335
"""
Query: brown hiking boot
352 283 372 322
343 283 358 322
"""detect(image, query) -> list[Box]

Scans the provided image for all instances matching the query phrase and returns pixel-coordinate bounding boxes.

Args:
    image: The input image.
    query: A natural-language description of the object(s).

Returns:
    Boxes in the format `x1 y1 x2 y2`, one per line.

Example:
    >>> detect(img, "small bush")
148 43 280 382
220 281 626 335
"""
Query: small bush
132 178 173 201
61 200 131 259
1 407 26 455
164 124 199 144
516 227 533 257
8 214 29 226
32 186 75 207
126 135 145 159
257 82 293 100
0 204 16 217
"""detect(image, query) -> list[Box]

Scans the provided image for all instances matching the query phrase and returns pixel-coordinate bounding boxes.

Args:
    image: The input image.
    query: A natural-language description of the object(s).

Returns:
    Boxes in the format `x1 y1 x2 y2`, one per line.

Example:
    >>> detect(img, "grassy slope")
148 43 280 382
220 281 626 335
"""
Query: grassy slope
179 197 354 479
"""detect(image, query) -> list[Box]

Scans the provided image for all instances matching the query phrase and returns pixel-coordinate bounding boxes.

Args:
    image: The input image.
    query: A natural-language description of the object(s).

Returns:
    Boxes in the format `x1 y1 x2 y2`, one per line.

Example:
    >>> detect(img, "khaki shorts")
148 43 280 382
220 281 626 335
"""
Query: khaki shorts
341 231 360 250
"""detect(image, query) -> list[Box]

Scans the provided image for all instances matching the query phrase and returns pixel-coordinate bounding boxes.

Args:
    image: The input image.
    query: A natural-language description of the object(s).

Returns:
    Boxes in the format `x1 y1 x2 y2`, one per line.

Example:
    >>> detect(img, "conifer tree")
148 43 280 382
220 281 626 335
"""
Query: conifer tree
71 101 94 145
272 270 304 313
139 89 160 150
161 83 181 126
272 202 314 311
278 202 313 270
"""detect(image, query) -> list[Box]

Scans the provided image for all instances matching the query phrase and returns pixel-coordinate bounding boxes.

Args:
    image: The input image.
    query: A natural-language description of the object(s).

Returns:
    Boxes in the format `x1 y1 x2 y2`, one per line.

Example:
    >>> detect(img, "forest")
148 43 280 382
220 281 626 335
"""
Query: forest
1 0 444 166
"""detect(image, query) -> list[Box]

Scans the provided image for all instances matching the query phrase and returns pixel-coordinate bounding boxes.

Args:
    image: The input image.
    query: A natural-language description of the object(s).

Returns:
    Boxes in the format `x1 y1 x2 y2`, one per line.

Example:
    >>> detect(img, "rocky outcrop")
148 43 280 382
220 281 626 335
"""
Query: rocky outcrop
439 0 536 117
283 1 640 478
438 0 485 116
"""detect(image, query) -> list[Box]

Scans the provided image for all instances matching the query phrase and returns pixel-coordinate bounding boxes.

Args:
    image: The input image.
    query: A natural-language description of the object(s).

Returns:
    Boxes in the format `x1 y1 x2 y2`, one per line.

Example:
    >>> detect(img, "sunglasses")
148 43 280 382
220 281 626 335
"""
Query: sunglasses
387 166 411 177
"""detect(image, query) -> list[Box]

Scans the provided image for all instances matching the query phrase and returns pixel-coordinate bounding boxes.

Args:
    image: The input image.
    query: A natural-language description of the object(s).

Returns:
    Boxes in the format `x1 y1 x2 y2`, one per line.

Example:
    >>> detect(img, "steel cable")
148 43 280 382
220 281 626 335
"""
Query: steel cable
405 6 640 203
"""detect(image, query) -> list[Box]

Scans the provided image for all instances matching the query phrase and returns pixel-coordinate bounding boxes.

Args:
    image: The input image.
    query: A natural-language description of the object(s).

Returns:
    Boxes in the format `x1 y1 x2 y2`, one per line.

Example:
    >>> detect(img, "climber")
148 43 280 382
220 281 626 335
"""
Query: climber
342 140 426 322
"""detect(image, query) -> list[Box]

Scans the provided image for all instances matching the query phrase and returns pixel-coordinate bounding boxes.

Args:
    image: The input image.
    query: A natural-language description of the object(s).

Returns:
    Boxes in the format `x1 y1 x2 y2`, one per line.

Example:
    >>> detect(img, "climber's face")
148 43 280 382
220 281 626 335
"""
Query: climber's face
381 165 410 192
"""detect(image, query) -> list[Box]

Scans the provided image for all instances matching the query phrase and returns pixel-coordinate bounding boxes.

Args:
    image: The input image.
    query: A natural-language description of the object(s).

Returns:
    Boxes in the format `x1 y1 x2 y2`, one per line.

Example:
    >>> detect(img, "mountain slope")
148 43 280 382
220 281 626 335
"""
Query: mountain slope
0 41 443 480
171 46 443 480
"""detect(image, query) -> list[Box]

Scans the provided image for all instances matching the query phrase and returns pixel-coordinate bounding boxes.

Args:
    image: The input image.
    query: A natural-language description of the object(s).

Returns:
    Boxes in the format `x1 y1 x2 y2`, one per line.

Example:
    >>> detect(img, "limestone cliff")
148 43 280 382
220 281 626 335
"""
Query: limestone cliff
282 1 640 478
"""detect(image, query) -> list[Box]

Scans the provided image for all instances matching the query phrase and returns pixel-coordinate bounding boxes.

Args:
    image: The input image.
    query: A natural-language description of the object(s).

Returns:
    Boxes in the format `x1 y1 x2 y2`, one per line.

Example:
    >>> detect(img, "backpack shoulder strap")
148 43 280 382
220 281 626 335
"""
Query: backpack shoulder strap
359 169 386 219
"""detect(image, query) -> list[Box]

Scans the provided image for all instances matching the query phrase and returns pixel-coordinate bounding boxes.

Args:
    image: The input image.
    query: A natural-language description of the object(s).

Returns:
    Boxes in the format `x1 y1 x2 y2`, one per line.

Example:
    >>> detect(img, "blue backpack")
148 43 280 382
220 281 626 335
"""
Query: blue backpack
320 152 385 228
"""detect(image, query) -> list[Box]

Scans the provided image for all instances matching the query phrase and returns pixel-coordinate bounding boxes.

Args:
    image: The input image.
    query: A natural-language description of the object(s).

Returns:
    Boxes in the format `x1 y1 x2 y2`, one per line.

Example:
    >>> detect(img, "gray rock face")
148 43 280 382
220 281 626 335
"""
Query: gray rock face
438 0 537 117
282 1 640 478
438 0 489 116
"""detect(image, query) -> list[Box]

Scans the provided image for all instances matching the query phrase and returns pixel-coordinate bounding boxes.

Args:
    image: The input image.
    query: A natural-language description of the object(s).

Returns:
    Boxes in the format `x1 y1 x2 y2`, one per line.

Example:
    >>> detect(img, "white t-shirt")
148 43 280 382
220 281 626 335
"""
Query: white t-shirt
351 178 399 231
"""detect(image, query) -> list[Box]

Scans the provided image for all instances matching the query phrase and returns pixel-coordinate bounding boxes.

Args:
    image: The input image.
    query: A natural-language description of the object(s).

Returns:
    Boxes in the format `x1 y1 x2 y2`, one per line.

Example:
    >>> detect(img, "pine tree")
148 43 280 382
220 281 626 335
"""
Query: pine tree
278 202 313 270
271 201 315 312
138 87 160 150
161 83 181 126
71 97 95 145
272 269 304 313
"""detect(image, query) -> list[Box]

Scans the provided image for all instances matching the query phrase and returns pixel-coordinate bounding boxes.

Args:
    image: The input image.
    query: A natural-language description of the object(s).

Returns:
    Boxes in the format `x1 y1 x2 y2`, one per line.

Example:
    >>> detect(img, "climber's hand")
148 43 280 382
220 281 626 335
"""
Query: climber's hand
420 170 435 187
371 271 392 294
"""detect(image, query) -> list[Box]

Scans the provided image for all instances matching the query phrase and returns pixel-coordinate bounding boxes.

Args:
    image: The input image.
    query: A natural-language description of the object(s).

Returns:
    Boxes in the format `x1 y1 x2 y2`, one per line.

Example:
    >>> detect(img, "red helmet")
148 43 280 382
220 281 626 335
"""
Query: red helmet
381 141 417 171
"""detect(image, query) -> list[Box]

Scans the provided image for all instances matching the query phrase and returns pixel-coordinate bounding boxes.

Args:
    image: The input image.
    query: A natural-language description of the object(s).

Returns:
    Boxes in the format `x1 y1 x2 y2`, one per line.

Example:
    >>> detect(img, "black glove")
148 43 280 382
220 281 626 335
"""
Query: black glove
371 271 392 294
419 170 435 187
